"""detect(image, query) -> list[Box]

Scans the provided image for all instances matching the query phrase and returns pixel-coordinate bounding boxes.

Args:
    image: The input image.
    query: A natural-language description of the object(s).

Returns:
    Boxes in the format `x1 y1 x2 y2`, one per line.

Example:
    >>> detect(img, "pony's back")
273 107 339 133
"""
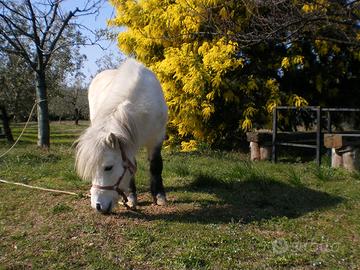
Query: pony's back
87 58 167 149
88 68 118 121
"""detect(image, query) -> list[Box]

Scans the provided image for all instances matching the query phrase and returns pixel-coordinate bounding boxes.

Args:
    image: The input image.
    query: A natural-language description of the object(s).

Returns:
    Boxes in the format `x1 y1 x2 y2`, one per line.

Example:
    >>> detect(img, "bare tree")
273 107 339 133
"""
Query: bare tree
95 51 125 73
48 82 89 124
176 0 360 48
0 0 103 148
0 53 35 121
66 77 88 126
228 0 360 47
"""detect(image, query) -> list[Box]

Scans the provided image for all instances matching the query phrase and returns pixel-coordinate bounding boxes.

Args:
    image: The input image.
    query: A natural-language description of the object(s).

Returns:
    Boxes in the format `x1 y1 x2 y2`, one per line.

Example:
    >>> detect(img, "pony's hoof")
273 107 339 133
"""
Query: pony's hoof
155 194 167 206
127 193 137 209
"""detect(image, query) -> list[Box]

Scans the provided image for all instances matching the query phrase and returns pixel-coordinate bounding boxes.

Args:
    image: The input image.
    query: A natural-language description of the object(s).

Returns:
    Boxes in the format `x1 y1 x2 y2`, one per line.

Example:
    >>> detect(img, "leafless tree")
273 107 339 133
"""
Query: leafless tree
236 0 359 47
95 51 125 73
182 0 360 48
0 0 104 148
48 81 89 125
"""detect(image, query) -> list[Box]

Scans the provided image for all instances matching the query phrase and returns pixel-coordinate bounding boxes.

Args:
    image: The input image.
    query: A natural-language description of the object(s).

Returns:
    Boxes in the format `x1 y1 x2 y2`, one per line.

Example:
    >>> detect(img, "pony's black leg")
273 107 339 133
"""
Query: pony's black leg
126 176 137 209
149 145 166 205
129 176 137 194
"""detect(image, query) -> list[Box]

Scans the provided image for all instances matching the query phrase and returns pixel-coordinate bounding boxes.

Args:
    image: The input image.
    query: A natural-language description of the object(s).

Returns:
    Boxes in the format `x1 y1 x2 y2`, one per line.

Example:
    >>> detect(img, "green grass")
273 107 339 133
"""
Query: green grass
0 121 359 269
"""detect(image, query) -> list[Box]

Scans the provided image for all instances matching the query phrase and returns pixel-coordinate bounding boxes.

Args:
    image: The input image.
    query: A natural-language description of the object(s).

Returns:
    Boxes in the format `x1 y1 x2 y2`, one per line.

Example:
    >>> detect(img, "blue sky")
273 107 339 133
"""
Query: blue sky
63 0 123 82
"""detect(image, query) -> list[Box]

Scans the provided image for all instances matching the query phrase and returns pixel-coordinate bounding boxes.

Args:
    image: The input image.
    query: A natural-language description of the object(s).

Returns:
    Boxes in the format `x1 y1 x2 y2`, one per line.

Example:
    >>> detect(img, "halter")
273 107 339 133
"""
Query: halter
91 146 137 204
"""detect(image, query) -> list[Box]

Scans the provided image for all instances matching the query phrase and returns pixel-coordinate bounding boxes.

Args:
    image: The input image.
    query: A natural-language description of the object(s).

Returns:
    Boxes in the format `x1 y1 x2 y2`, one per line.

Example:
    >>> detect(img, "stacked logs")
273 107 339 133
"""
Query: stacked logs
325 134 360 171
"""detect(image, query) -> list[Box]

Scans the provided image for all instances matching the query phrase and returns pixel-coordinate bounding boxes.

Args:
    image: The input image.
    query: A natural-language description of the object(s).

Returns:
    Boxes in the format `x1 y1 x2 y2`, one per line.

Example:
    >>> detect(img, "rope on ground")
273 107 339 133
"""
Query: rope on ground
0 179 90 198
0 179 144 213
0 99 45 159
0 179 139 212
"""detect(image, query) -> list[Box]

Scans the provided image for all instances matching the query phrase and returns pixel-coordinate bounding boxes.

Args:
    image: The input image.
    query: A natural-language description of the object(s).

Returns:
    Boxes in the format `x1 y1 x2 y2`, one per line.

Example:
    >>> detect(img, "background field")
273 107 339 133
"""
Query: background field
0 121 359 269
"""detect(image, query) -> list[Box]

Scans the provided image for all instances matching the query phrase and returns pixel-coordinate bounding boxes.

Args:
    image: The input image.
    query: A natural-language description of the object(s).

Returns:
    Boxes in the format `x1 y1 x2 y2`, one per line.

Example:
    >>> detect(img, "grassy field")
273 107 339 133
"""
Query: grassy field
0 121 359 269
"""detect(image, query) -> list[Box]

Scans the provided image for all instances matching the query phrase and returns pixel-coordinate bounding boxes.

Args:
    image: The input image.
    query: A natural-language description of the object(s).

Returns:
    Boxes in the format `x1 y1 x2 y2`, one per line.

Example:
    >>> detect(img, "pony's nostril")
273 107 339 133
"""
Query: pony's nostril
95 202 112 214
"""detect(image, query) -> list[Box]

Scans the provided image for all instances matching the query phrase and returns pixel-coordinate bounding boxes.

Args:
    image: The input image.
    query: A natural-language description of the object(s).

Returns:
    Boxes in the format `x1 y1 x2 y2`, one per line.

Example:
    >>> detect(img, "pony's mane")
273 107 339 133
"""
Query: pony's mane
75 101 138 181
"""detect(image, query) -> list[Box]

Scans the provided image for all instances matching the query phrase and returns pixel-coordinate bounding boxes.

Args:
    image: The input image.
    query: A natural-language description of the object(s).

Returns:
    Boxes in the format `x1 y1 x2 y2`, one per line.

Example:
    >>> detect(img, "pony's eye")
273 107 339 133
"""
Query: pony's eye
104 166 113 171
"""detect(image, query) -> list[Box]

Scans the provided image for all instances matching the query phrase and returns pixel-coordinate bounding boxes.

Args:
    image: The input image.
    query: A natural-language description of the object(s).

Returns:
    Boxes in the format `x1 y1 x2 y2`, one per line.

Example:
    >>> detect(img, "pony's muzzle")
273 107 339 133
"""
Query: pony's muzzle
96 202 112 214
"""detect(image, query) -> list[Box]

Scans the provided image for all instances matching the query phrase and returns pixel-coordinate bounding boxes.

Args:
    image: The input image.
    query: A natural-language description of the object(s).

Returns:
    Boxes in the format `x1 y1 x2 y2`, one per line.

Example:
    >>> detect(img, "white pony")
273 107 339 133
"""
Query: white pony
75 59 168 213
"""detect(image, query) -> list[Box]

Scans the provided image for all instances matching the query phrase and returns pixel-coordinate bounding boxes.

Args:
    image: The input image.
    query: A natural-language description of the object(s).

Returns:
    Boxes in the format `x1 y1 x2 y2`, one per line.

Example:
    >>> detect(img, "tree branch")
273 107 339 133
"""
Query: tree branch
0 14 34 39
0 29 35 68
40 1 59 48
43 8 78 66
26 0 43 70
0 1 31 20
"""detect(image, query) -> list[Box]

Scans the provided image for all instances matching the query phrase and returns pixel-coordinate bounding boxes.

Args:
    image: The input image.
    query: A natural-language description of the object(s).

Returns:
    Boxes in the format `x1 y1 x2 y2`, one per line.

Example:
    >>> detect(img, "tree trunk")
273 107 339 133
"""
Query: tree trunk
35 70 50 148
74 108 79 125
0 105 14 143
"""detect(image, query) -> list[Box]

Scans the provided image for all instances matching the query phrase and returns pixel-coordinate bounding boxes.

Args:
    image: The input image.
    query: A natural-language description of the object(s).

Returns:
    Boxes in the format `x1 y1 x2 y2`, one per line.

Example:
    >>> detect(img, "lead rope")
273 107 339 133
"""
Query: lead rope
0 178 137 212
0 100 91 198
0 178 88 197
0 99 45 159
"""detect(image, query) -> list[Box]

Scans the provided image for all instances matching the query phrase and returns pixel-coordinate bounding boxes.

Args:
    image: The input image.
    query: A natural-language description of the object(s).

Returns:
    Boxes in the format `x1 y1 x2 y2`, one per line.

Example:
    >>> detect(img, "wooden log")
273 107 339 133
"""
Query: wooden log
247 132 360 146
250 142 260 161
324 134 360 149
342 148 359 172
247 132 272 144
331 148 343 168
260 146 272 161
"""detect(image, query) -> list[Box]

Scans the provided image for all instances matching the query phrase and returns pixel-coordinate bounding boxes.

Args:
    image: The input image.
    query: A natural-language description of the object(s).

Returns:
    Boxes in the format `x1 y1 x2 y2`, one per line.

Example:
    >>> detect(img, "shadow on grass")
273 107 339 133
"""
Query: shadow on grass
120 173 343 224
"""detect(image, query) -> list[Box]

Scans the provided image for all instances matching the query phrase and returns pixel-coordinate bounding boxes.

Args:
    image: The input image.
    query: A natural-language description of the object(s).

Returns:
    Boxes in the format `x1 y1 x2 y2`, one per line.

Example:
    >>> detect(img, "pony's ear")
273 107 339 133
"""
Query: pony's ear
105 133 120 149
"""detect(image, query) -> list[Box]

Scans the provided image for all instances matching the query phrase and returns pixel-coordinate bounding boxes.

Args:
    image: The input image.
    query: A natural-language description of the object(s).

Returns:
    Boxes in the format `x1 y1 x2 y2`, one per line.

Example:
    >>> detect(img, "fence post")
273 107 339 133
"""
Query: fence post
316 106 322 166
327 111 332 158
272 107 278 163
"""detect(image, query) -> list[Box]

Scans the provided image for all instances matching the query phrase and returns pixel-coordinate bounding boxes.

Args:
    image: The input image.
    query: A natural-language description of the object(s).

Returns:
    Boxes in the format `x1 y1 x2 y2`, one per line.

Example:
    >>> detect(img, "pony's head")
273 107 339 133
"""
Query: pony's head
75 126 136 214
